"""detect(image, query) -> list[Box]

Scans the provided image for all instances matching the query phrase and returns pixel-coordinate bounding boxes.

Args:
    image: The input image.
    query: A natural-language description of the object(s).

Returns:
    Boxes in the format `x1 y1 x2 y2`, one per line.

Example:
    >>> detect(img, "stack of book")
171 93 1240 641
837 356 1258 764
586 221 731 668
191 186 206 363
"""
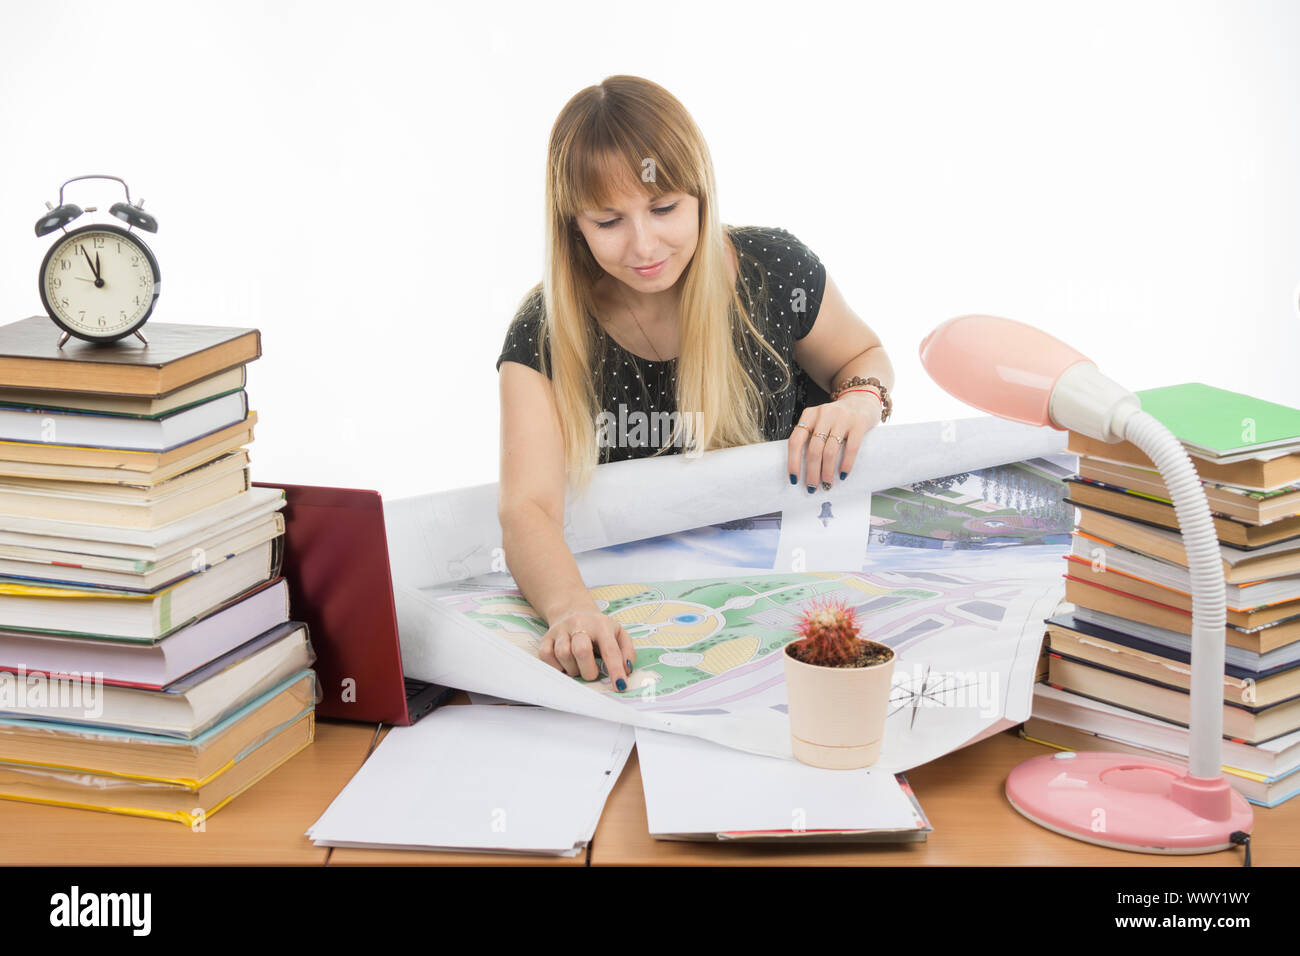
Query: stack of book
1026 382 1300 808
0 316 316 826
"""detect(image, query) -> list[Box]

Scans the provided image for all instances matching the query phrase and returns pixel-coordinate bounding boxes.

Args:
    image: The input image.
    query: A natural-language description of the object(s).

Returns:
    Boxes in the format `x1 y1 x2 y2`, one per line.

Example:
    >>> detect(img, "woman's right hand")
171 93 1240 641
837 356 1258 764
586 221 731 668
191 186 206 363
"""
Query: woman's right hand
540 608 639 692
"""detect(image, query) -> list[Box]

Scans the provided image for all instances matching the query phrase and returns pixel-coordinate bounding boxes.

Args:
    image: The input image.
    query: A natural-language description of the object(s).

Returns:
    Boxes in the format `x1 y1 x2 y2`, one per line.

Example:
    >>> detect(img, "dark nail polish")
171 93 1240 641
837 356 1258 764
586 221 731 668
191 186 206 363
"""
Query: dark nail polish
840 472 847 481
822 481 831 491
807 485 814 494
616 678 627 692
625 659 633 671
789 474 797 484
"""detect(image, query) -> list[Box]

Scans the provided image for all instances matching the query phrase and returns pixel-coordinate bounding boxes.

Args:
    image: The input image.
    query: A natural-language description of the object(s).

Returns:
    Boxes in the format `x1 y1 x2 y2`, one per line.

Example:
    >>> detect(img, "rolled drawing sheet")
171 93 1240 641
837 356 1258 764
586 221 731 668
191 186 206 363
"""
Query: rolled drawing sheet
383 415 1068 591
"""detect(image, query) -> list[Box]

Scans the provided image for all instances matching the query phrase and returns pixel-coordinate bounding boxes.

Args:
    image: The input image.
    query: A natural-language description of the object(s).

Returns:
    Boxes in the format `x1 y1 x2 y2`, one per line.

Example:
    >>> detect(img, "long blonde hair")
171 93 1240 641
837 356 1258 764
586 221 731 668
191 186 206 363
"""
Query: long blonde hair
516 75 793 497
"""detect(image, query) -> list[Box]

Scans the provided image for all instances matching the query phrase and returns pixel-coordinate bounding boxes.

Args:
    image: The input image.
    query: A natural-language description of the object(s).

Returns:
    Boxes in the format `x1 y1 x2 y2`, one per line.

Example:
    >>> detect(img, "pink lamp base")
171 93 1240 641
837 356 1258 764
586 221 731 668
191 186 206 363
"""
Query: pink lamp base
1005 751 1254 855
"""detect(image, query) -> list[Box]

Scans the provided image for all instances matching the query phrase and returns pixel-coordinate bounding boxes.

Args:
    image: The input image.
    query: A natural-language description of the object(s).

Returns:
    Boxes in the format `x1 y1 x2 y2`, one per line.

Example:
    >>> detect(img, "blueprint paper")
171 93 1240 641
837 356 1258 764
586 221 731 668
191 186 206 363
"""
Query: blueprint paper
395 557 1066 770
384 416 1067 591
387 416 1071 769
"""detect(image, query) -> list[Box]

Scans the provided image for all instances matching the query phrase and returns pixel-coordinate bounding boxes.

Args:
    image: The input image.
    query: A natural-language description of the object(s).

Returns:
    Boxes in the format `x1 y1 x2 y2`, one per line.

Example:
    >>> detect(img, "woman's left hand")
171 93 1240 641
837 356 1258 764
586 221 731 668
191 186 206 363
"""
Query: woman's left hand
787 391 883 493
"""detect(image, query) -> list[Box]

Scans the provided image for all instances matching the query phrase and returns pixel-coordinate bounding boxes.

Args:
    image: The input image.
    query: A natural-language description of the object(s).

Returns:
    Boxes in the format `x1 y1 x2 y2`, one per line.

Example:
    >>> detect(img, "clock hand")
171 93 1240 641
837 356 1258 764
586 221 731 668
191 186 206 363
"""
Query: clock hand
78 247 104 288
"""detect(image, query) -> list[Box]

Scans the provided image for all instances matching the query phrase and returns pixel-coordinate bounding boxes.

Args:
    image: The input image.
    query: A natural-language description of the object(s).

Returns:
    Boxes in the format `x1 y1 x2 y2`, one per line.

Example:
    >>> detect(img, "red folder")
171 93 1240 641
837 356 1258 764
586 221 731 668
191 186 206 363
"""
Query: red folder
253 482 429 725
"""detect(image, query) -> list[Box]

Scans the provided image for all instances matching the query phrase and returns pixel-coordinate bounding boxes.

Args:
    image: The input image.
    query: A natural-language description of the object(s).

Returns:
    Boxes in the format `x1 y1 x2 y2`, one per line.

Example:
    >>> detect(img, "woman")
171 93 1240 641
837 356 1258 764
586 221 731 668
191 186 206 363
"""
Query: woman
497 75 894 693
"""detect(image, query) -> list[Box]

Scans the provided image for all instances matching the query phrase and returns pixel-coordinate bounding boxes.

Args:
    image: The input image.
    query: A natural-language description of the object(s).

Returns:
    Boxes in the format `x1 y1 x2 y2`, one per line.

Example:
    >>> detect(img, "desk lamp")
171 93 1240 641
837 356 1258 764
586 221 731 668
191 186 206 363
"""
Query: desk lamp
919 314 1253 854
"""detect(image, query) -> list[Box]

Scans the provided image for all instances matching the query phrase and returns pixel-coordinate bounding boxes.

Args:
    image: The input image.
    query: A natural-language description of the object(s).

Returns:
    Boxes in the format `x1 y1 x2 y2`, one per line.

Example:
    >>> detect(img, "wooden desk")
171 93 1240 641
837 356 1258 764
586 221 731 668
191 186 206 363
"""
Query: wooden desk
0 719 376 866
1 709 1293 866
590 730 1300 866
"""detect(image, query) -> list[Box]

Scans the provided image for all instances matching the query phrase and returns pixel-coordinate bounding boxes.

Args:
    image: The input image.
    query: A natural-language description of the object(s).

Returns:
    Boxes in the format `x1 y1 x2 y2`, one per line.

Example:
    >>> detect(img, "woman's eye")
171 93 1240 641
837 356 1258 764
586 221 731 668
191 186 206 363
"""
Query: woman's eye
593 203 678 230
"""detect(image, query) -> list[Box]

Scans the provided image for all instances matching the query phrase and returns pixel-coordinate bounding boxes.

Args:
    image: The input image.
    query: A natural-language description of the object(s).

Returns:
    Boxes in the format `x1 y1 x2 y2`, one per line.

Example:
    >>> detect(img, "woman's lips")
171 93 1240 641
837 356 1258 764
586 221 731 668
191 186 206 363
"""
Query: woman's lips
632 258 668 277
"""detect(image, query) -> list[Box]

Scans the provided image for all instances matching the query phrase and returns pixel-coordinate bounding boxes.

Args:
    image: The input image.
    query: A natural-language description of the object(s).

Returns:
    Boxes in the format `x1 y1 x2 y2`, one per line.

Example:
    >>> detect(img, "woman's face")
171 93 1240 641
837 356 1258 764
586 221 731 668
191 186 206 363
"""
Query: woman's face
576 184 699 294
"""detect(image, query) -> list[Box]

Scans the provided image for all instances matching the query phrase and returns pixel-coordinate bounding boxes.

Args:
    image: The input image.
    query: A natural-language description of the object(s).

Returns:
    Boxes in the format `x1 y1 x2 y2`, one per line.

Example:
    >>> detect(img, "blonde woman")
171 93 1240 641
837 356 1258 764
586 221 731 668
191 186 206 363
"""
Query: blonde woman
497 75 894 694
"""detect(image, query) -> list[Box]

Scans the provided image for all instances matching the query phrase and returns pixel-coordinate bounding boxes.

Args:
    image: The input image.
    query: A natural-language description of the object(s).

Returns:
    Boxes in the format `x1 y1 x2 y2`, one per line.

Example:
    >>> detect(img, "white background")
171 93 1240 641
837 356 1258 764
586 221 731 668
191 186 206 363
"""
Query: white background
1 0 1296 499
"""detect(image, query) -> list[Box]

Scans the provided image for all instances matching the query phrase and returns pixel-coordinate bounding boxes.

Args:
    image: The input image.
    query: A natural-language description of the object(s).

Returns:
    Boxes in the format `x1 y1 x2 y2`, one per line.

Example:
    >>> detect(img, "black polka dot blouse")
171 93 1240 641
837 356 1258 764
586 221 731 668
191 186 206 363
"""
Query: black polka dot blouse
496 225 830 464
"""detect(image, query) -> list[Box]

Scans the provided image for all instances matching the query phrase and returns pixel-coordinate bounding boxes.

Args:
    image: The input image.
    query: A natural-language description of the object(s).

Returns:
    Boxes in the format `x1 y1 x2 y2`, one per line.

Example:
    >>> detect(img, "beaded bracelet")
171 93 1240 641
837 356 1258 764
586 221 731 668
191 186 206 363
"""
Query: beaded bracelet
832 376 892 422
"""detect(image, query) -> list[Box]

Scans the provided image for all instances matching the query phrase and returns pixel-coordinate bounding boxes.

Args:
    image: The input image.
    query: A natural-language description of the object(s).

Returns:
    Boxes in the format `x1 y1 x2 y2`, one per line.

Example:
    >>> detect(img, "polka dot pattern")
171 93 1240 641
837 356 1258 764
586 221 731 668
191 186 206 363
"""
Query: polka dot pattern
496 225 828 463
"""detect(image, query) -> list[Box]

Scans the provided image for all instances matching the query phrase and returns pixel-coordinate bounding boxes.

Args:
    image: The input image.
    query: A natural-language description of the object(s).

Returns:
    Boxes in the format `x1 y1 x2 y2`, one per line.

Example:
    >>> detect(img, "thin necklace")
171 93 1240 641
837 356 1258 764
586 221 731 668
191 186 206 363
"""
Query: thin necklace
616 284 670 362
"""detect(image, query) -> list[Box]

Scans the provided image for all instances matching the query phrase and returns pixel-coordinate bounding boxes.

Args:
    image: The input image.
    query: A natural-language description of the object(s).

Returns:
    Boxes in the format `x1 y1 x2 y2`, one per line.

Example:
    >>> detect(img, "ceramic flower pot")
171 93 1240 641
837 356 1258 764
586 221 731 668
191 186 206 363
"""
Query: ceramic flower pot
782 640 896 769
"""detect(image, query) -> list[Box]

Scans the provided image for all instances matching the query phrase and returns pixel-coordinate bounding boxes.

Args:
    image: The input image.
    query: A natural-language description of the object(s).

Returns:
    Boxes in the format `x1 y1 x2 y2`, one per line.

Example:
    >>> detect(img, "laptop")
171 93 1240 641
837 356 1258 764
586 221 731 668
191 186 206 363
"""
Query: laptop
252 482 452 725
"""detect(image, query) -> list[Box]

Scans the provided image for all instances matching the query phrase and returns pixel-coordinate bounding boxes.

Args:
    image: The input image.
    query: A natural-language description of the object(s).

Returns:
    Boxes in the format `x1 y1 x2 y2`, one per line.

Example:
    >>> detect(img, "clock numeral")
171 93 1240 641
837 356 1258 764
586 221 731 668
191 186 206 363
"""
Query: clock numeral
131 255 139 267
120 311 128 321
59 259 71 271
60 297 69 308
50 278 61 290
138 275 149 288
98 316 106 326
92 236 105 248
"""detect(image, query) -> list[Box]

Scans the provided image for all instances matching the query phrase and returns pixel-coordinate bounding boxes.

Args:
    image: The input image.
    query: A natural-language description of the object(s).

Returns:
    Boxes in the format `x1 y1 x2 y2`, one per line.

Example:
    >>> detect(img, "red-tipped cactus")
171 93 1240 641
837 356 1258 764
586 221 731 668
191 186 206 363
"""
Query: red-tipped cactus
787 596 863 667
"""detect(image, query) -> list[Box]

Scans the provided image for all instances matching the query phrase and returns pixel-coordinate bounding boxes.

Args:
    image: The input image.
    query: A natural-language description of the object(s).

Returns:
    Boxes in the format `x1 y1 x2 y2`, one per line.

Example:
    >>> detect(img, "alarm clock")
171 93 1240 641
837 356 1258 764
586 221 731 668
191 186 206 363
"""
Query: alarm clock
34 175 160 349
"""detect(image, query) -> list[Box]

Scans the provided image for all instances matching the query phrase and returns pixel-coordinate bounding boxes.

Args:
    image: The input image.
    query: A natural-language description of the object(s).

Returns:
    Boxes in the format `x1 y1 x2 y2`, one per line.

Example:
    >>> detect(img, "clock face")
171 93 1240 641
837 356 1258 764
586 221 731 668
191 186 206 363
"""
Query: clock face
38 223 160 342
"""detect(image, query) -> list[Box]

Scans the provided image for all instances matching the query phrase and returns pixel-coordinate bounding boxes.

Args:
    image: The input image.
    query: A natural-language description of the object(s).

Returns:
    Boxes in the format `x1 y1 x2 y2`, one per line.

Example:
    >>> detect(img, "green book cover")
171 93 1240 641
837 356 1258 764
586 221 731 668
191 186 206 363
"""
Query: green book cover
1137 383 1300 457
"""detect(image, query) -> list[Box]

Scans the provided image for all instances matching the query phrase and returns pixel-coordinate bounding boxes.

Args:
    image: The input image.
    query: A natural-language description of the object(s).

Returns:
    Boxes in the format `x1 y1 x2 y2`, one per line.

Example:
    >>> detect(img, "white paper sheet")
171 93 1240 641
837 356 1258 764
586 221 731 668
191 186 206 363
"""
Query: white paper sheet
635 727 920 837
384 416 1066 590
305 705 634 855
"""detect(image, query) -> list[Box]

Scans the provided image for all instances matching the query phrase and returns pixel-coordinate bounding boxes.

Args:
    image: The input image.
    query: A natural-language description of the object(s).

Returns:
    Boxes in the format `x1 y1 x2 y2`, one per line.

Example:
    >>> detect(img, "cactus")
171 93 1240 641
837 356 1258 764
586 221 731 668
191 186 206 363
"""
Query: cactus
787 596 864 667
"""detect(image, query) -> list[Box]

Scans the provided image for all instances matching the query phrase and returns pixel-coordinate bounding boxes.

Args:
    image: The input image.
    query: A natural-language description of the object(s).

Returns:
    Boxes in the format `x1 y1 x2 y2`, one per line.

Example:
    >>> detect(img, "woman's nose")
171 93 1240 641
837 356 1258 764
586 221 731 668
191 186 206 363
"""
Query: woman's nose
628 219 658 258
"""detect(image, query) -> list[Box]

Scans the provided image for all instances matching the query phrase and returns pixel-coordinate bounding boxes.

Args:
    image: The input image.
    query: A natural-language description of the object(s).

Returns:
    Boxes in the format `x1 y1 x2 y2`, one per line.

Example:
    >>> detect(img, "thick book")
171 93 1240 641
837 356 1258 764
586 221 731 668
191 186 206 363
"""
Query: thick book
1062 553 1300 627
0 454 249 529
0 367 245 418
1067 431 1300 492
0 541 278 642
0 709 313 826
1045 617 1300 706
1077 457 1300 524
0 508 282 591
0 622 312 736
1045 652 1300 744
0 390 248 451
0 449 248 501
1070 534 1300 610
0 317 260 398
1076 507 1300 583
1070 604 1300 668
0 669 316 782
0 578 290 688
0 485 284 557
1064 477 1300 548
0 411 256 477
1062 575 1300 651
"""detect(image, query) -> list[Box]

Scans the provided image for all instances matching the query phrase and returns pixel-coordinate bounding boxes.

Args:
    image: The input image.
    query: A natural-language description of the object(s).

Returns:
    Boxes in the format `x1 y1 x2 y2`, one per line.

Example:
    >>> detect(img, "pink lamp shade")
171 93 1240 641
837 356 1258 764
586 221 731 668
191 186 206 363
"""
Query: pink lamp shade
918 314 1093 427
